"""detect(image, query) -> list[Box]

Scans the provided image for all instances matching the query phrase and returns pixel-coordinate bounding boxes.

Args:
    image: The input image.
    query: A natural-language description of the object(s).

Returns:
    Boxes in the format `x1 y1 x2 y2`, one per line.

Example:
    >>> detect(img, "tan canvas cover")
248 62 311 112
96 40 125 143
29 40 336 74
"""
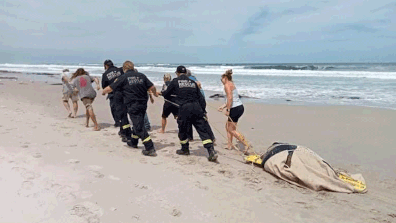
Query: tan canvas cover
262 143 367 193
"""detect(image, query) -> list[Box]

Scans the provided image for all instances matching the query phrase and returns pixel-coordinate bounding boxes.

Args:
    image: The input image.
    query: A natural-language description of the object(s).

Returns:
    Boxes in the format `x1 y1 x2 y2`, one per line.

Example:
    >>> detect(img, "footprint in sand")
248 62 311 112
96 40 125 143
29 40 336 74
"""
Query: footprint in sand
21 181 34 190
70 201 103 222
32 153 42 158
108 175 120 181
198 171 214 177
218 169 234 179
90 170 105 178
171 208 182 217
68 159 80 164
57 191 77 203
195 181 209 190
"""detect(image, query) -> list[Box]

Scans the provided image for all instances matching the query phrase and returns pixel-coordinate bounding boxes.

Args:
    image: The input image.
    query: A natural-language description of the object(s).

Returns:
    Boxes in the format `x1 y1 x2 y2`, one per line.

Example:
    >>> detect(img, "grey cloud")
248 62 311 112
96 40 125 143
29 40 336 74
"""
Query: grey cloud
371 2 396 13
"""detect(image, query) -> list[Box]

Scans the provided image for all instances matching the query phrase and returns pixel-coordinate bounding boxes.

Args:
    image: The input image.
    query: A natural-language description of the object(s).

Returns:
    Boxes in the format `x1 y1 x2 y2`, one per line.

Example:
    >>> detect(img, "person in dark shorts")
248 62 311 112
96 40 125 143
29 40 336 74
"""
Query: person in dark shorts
162 65 218 162
159 73 178 133
102 61 158 157
218 69 246 150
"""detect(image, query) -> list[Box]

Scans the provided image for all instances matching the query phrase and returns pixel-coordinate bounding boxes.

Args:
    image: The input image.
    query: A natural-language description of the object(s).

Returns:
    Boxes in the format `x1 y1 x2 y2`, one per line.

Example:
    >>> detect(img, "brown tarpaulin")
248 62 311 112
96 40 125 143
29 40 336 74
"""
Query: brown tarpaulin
262 143 367 193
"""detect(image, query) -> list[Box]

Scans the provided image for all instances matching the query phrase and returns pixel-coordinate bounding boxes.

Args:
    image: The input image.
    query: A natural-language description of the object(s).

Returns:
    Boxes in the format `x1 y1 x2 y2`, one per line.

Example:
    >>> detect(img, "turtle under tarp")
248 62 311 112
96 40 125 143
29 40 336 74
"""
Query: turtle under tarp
245 142 367 193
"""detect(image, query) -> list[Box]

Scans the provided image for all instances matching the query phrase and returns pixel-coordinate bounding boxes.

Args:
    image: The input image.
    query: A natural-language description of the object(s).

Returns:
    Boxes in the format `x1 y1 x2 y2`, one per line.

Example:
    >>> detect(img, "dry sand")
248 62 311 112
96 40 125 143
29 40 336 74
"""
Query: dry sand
0 75 395 222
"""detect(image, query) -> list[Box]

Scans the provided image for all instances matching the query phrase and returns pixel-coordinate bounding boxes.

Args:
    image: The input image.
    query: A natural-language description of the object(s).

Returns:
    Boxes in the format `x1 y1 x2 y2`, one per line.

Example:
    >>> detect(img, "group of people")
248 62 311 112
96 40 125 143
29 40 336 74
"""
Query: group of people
61 60 247 162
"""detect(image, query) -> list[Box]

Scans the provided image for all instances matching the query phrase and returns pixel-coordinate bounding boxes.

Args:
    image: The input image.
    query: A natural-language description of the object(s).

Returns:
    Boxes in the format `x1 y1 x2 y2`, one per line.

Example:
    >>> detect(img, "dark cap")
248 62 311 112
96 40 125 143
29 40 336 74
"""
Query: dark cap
175 65 187 74
104 59 114 67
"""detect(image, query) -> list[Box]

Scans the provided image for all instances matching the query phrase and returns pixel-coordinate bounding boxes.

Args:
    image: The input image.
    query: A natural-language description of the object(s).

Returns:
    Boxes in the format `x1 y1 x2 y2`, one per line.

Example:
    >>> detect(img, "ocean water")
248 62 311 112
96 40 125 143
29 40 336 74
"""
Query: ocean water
1 63 396 109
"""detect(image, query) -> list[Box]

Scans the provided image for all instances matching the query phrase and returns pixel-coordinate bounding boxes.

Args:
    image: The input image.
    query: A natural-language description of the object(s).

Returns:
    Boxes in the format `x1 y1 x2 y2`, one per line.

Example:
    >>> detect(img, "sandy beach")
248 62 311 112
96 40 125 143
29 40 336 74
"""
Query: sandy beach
0 74 395 222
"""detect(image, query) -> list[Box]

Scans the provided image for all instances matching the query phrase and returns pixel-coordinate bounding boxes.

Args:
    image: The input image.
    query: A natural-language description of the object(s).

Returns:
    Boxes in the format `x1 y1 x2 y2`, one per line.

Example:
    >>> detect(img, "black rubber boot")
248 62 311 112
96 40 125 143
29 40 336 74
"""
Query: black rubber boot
142 140 157 157
176 149 190 155
127 139 138 148
176 143 190 155
207 146 218 162
121 135 128 142
142 149 157 157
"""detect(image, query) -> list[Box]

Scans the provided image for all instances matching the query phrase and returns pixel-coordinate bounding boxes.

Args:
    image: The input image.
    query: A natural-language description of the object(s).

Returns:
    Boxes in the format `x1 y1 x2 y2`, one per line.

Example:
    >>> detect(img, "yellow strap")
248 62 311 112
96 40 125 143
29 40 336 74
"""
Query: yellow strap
142 136 151 143
132 135 139 139
180 139 188 144
122 124 131 129
202 139 213 145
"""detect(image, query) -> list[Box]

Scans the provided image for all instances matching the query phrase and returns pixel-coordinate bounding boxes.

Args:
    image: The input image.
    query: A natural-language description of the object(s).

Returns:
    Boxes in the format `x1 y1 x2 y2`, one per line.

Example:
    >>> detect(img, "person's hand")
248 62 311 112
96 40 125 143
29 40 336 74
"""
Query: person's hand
150 97 154 104
102 91 106 96
218 105 224 112
225 110 230 116
97 86 100 91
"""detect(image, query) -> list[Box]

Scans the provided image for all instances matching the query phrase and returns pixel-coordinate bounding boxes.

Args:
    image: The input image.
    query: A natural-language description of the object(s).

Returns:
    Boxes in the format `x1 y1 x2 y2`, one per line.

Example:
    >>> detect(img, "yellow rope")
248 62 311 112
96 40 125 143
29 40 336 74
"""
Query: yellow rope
205 103 259 156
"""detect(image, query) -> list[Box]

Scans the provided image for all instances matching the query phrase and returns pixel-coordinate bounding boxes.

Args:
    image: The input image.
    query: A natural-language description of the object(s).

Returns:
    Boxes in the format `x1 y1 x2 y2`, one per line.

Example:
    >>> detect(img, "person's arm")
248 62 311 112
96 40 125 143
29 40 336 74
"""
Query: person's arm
103 76 124 96
224 84 233 116
102 86 113 95
148 86 158 97
218 85 228 112
94 77 100 90
197 86 207 114
148 91 155 103
162 80 175 99
196 81 202 89
101 74 107 89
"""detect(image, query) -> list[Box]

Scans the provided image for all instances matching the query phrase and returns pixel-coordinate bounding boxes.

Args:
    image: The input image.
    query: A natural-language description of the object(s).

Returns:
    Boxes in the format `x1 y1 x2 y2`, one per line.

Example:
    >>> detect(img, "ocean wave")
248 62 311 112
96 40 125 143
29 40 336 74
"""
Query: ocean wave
246 65 319 70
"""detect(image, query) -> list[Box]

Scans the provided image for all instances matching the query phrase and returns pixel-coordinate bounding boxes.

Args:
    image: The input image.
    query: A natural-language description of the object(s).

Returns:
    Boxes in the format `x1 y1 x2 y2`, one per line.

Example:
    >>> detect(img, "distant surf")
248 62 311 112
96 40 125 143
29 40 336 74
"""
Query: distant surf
2 62 396 110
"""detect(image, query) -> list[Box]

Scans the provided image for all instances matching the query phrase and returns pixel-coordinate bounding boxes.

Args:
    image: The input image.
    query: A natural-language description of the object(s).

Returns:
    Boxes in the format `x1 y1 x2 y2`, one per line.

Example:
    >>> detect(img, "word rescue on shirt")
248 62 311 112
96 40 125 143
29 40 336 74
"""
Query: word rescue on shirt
178 80 196 88
128 76 144 85
106 70 122 80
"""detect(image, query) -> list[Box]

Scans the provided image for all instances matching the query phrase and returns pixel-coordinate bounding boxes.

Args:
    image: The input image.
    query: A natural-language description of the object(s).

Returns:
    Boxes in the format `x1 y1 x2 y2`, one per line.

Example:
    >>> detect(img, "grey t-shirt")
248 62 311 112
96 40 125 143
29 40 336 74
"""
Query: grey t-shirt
71 75 97 99
61 72 73 94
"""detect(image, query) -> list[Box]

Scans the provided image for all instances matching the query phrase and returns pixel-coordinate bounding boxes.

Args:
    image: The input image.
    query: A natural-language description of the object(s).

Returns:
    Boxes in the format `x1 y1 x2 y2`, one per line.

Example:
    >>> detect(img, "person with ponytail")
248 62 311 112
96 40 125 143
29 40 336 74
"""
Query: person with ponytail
218 69 246 150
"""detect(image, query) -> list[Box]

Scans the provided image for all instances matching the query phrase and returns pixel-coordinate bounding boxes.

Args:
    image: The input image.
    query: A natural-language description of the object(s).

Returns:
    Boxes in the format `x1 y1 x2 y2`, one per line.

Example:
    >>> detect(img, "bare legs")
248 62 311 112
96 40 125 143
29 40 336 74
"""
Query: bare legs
86 108 100 131
63 101 72 117
159 117 167 133
72 101 78 118
225 121 249 153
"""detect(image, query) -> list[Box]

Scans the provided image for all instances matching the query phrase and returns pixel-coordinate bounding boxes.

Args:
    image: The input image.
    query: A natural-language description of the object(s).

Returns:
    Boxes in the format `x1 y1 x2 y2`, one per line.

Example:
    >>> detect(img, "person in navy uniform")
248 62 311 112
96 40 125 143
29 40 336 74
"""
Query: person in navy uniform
102 61 158 157
162 65 218 162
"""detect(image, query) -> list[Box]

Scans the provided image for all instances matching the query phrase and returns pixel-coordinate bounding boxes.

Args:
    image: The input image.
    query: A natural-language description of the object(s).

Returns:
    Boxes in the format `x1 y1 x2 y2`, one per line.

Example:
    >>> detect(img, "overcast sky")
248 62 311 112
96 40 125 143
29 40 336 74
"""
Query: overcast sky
0 0 395 63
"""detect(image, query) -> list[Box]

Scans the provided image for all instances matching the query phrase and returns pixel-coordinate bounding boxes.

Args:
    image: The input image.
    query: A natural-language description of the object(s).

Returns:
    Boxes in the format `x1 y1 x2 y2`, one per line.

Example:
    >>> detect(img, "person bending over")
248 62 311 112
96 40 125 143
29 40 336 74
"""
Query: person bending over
102 61 158 157
70 68 101 131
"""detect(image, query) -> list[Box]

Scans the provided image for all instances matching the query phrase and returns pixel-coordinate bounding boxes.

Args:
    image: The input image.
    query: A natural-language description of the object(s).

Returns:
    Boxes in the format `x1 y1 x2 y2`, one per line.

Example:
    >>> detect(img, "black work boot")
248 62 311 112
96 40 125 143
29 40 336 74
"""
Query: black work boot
142 149 157 157
121 135 128 142
207 147 218 162
127 139 138 148
176 143 190 155
176 148 190 155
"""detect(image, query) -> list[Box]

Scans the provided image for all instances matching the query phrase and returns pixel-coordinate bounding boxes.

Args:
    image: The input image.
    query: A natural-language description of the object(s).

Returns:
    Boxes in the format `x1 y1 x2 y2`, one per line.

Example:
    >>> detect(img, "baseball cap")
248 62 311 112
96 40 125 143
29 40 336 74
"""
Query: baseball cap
175 65 187 74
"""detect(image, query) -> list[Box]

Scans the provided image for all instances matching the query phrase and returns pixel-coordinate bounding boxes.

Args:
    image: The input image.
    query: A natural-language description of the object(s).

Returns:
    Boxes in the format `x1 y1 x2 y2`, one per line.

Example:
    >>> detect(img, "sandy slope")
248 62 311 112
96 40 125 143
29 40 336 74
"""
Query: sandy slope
0 77 395 222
